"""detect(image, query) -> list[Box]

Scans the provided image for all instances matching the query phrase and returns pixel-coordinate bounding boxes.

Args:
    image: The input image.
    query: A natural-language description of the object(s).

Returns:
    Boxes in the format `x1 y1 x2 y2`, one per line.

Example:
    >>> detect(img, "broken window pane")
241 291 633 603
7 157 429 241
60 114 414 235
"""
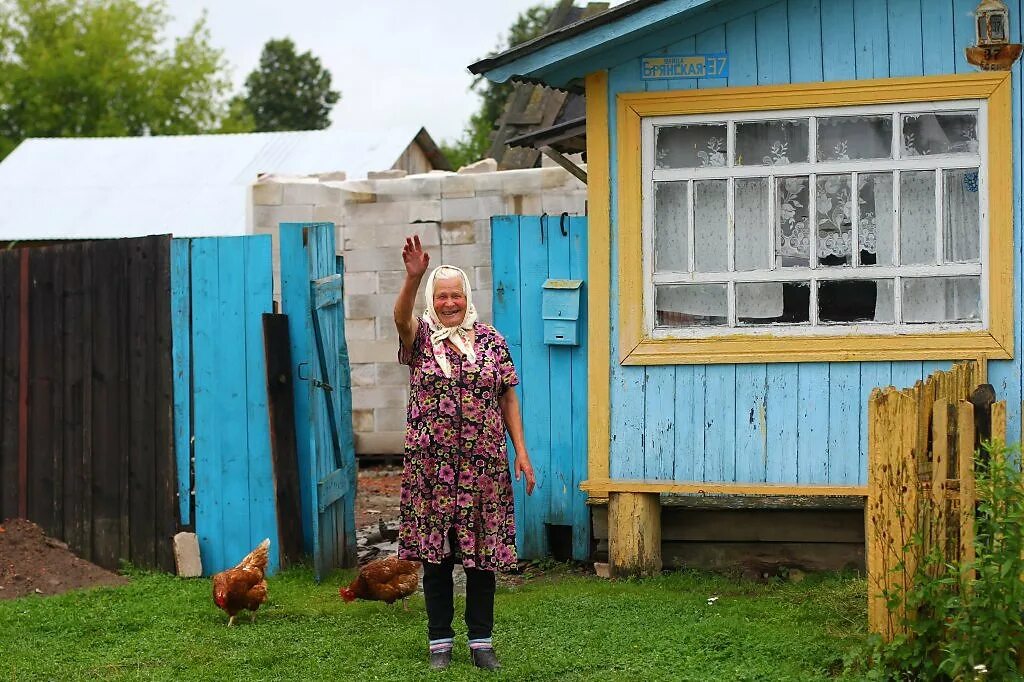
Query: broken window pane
655 124 727 169
943 168 980 263
654 181 689 272
858 173 894 266
816 175 853 266
736 281 809 324
818 279 894 323
900 170 937 265
776 176 810 267
902 111 978 156
902 276 981 323
735 178 770 271
655 284 728 327
817 115 893 161
735 119 809 166
694 180 728 272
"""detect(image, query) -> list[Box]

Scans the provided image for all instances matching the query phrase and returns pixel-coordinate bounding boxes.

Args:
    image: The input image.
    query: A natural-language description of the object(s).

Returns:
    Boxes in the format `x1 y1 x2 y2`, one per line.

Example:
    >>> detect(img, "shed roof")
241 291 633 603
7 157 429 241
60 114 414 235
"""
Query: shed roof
469 0 722 90
0 126 438 240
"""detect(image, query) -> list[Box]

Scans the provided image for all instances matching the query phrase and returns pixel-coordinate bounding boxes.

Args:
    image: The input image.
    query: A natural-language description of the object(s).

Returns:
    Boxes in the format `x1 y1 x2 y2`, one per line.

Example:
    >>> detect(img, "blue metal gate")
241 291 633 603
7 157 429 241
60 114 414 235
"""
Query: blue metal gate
491 215 590 561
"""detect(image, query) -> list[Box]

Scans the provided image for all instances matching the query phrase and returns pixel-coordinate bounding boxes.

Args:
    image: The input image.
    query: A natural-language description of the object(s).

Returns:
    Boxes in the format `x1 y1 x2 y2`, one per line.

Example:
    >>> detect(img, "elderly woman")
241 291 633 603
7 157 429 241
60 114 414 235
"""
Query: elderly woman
394 235 535 672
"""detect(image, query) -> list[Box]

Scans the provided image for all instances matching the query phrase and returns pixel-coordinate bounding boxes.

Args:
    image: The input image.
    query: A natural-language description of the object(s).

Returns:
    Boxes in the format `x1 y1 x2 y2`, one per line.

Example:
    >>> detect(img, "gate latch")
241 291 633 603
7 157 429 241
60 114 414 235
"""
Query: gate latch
297 362 334 392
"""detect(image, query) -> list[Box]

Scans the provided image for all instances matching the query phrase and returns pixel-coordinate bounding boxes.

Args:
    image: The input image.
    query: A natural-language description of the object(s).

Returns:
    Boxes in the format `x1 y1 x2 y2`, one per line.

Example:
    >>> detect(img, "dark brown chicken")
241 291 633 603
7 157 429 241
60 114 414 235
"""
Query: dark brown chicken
212 538 270 626
339 555 420 608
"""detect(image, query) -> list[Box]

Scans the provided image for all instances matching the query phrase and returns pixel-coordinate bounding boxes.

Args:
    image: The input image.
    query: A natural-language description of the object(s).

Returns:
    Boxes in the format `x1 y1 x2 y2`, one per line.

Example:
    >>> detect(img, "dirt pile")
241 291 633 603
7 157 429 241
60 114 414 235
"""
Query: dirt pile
0 519 128 600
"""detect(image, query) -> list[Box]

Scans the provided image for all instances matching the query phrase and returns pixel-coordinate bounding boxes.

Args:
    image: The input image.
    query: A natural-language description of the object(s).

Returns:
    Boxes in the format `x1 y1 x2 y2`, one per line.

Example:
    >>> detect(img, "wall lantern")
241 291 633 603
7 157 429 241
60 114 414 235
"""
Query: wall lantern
966 0 1023 70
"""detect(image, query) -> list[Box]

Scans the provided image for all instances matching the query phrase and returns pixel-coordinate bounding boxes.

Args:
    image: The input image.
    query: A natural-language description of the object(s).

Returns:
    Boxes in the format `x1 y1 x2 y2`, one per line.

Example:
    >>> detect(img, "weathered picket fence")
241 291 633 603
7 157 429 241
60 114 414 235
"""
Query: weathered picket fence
867 361 1006 639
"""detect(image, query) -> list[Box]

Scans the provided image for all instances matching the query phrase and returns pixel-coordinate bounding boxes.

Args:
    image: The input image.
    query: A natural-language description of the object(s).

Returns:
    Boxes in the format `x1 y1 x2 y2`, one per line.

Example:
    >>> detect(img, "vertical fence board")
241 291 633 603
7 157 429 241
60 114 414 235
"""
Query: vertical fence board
797 364 830 484
128 237 157 569
27 249 55 534
735 365 768 483
243 237 278 574
152 237 176 572
0 252 18 520
568 216 590 560
170 240 193 528
547 217 574 523
519 216 551 558
61 245 84 556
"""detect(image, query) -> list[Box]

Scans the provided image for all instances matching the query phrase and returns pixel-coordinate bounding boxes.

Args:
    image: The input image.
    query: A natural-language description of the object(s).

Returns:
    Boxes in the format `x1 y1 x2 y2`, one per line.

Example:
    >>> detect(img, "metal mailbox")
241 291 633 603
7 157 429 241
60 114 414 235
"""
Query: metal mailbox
541 279 583 345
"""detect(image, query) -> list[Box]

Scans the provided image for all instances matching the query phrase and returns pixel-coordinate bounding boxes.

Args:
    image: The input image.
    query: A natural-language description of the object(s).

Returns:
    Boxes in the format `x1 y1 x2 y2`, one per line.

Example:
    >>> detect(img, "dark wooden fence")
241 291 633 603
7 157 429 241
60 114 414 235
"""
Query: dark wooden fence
0 236 177 572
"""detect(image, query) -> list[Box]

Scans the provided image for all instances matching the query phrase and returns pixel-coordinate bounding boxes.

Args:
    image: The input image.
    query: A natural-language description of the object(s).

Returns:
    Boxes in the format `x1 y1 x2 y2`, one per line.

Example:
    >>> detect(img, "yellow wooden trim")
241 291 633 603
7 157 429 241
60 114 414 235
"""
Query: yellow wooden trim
585 70 611 481
580 478 868 497
615 72 1015 365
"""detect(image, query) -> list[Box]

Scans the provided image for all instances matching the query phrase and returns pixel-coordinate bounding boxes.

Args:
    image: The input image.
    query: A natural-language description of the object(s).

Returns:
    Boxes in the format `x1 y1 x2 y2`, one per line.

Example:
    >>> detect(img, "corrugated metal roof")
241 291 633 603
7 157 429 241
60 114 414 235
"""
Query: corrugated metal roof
0 127 425 240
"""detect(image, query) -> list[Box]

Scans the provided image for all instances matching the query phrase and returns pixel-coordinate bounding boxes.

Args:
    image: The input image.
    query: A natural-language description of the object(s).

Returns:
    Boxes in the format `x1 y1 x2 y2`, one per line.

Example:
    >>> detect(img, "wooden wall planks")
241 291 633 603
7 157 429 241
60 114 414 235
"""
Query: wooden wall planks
601 0 1024 487
0 238 176 572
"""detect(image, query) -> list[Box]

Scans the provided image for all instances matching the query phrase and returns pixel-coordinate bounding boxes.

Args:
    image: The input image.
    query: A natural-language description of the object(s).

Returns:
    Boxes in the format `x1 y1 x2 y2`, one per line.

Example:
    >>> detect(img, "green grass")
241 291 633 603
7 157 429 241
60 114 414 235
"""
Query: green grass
1 566 867 681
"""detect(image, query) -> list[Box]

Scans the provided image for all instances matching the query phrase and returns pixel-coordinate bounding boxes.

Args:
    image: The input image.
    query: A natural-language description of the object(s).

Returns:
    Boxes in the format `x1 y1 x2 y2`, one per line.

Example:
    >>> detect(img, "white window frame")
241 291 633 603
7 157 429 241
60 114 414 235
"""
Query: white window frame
640 99 989 339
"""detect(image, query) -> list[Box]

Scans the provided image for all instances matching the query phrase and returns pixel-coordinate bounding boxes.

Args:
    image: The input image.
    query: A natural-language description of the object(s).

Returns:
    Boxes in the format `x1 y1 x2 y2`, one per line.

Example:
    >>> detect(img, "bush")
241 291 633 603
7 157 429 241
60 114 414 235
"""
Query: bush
850 443 1024 680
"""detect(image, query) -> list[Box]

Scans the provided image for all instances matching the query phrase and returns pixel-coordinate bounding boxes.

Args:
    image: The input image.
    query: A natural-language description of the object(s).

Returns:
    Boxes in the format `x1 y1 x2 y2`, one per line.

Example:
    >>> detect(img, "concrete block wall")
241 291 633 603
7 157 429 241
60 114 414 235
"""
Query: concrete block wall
252 165 587 456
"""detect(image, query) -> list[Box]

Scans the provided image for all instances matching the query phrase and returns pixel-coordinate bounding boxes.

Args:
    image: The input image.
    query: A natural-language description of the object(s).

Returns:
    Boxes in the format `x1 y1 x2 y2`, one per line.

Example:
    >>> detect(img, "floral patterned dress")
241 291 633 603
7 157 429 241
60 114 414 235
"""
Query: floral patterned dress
397 319 520 571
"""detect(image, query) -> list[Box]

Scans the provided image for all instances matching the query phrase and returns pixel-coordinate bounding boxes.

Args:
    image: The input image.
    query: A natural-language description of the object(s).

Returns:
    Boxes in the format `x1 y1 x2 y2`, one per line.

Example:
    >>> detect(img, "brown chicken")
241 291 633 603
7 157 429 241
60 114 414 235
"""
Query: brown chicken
339 555 420 609
212 538 270 626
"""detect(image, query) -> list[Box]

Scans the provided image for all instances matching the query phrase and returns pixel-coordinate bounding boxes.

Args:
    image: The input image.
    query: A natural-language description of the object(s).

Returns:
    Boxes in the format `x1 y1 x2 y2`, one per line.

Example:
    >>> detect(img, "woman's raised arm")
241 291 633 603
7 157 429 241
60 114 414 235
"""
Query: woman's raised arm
394 235 429 350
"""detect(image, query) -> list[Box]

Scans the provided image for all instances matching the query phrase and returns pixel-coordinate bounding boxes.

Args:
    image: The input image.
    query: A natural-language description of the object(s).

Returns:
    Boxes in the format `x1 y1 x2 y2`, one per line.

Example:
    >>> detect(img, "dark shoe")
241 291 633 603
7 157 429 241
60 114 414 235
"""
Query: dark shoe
428 648 452 670
471 647 501 671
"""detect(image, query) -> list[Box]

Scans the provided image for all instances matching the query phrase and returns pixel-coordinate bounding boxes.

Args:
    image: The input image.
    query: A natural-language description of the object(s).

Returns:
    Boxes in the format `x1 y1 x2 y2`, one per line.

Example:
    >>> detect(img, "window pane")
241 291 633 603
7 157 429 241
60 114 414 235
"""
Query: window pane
902 111 978 156
817 115 893 161
816 175 853 267
943 168 980 263
654 182 689 272
902 276 981 322
776 176 810 267
858 173 894 266
900 170 937 264
655 124 727 169
694 180 728 272
735 119 809 166
655 284 727 326
818 279 894 323
735 178 770 271
737 282 809 324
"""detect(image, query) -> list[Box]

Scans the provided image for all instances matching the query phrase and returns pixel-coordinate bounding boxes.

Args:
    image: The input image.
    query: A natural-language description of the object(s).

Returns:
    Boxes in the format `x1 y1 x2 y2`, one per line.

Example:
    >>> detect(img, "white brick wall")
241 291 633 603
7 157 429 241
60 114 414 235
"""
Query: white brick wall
252 166 586 456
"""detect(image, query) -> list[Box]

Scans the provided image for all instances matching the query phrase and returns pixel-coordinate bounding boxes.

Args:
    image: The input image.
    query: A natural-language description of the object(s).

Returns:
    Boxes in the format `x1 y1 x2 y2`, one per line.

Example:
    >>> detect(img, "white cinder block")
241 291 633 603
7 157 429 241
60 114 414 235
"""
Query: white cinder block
344 223 439 250
441 195 507 223
376 362 411 386
355 432 405 455
376 269 411 295
352 386 408 409
408 199 443 223
441 174 476 198
474 219 492 245
374 408 408 432
345 294 394 319
505 194 543 215
253 204 314 230
173 532 203 578
252 182 284 206
344 272 378 296
346 201 411 226
500 169 544 194
541 192 587 216
542 166 584 190
441 243 491 265
346 318 376 341
440 221 476 245
353 409 375 432
313 204 345 225
475 266 492 291
283 183 343 206
377 317 399 339
350 339 399 363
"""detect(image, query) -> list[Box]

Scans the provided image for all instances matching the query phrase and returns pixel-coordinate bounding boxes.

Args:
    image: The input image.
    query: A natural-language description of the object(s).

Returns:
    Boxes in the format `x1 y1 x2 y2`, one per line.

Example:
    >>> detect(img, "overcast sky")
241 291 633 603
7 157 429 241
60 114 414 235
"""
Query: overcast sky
165 0 585 144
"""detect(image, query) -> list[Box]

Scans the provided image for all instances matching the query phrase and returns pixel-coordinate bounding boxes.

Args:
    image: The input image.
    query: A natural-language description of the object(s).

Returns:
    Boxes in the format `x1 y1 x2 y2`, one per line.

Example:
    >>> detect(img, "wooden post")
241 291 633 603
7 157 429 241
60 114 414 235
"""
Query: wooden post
608 491 662 577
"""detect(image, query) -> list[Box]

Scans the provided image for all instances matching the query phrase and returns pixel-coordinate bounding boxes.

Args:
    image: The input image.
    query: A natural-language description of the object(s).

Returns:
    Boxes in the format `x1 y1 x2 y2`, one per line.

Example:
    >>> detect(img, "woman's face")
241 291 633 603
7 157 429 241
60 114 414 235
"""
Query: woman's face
433 276 467 327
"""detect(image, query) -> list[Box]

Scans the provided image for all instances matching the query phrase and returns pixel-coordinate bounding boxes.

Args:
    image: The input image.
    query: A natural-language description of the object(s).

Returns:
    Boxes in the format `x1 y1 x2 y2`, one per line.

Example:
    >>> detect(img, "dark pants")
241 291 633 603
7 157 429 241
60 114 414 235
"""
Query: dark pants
422 544 496 641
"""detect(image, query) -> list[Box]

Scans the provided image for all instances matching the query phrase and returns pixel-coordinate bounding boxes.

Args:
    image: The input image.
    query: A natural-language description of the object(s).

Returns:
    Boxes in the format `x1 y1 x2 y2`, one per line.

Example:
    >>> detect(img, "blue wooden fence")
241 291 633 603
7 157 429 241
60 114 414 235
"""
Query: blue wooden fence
492 215 590 561
171 236 280 576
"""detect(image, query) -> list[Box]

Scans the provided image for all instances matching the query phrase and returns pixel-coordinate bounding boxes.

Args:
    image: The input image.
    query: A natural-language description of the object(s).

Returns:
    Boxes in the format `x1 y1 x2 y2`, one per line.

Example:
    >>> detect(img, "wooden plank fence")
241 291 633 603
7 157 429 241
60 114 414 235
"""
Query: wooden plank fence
867 361 1006 640
0 238 177 572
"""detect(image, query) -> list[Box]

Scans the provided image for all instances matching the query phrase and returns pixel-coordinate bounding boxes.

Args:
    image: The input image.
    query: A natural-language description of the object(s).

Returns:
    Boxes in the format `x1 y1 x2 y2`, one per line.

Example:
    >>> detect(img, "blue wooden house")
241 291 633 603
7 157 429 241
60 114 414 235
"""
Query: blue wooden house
473 0 1023 575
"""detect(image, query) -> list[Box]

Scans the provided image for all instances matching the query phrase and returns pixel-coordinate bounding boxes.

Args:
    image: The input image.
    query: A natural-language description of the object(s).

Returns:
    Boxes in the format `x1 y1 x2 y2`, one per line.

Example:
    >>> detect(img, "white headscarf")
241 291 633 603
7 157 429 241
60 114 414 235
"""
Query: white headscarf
423 265 478 378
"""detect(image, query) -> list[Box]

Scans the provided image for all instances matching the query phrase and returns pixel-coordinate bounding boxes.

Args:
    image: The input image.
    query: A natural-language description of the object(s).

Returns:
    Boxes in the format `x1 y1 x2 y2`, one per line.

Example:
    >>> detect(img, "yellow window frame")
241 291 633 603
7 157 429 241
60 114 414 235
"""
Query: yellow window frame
615 73 1014 365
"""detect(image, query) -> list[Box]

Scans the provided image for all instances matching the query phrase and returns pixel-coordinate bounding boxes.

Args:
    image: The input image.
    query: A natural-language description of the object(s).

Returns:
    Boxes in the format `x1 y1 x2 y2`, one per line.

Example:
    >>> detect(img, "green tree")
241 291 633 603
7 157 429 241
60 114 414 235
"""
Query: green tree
233 38 340 132
443 3 554 169
0 0 231 160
